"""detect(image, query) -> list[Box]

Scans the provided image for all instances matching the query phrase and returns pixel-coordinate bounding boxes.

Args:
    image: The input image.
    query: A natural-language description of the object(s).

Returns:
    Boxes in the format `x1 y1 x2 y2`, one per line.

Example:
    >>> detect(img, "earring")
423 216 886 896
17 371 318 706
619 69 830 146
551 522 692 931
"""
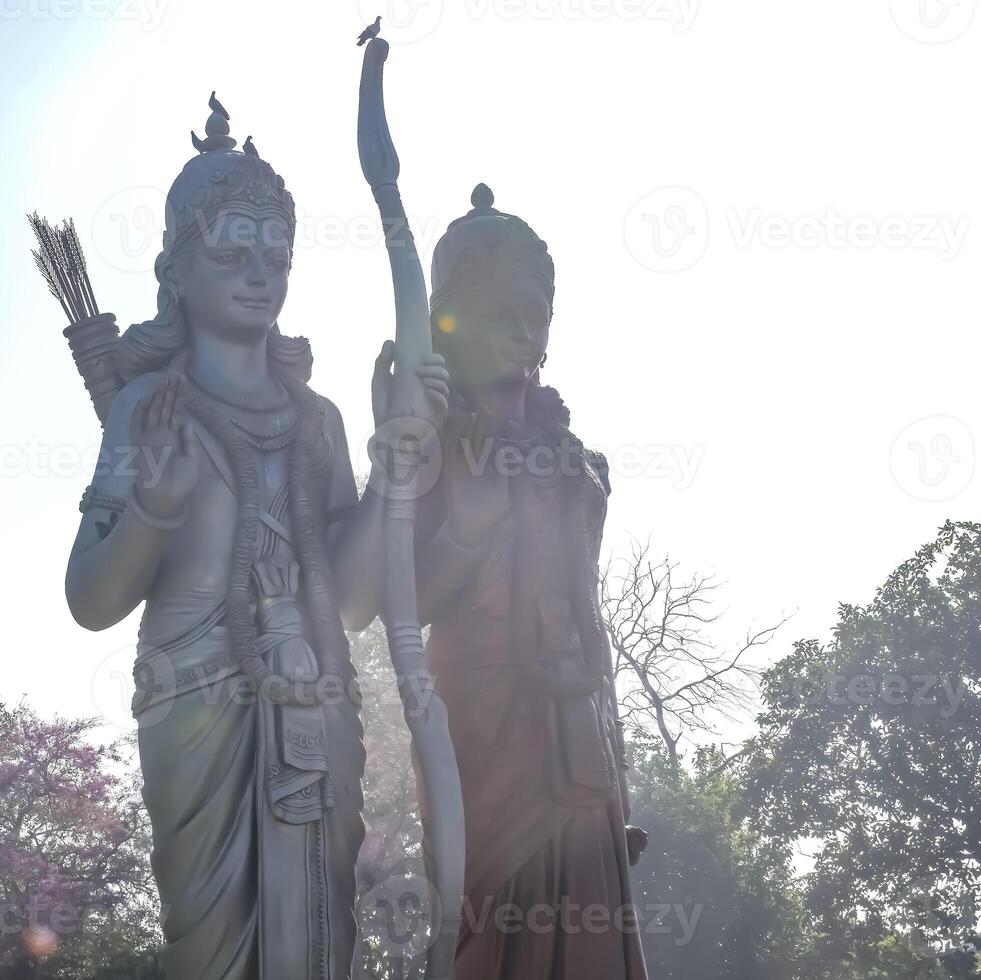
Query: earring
540 353 548 369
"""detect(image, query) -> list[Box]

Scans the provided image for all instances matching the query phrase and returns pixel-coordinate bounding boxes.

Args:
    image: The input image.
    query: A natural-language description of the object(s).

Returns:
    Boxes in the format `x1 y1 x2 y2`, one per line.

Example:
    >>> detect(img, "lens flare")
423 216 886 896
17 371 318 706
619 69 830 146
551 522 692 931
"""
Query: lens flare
24 926 58 958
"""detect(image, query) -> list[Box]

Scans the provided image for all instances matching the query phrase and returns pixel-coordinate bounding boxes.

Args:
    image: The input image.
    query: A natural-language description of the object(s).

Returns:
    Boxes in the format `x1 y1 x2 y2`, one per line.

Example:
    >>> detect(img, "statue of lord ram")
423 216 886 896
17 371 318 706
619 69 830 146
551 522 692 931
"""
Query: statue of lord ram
47 89 449 980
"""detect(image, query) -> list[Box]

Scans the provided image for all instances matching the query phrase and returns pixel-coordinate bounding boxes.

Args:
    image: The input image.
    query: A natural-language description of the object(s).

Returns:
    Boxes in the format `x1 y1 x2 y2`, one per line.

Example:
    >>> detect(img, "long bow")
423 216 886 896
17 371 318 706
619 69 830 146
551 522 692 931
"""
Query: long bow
357 37 465 980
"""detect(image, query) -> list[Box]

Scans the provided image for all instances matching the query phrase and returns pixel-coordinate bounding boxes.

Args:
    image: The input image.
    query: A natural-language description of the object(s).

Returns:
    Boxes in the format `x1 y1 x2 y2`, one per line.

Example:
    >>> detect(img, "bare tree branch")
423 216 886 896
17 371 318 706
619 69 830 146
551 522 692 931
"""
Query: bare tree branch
601 539 788 769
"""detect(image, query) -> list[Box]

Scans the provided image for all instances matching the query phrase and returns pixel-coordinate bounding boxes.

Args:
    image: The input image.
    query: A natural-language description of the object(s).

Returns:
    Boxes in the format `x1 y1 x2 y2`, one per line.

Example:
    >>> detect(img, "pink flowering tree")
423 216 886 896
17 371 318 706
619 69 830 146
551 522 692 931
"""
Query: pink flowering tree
0 701 159 978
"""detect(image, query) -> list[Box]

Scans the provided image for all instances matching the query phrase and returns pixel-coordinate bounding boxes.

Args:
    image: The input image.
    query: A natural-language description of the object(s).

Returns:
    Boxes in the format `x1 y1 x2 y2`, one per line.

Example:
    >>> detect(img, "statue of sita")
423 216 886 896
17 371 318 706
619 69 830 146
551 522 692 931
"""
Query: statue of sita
414 184 650 979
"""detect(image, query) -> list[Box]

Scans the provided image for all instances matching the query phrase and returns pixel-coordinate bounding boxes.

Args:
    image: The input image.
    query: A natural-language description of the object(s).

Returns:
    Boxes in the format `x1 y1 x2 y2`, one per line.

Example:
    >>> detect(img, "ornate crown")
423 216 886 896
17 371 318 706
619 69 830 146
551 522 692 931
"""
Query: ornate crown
163 92 297 255
430 184 554 310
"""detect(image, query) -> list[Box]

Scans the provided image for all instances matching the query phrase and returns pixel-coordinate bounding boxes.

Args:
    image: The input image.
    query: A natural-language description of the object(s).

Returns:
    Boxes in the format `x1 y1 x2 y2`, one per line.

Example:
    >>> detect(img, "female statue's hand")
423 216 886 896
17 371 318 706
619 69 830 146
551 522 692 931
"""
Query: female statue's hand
625 825 649 867
371 339 450 431
131 376 199 520
444 411 510 547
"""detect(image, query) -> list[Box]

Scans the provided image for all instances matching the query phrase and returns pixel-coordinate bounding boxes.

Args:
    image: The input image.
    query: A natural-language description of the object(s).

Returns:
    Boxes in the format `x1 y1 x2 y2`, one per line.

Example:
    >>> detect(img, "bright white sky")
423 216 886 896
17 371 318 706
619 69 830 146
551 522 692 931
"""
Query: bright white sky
1 0 979 735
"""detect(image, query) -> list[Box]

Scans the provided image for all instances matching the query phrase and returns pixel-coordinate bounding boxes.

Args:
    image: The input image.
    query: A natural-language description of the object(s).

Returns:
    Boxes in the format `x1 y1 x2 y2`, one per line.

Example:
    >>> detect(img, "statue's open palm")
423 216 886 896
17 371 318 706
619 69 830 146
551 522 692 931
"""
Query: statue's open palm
131 376 199 519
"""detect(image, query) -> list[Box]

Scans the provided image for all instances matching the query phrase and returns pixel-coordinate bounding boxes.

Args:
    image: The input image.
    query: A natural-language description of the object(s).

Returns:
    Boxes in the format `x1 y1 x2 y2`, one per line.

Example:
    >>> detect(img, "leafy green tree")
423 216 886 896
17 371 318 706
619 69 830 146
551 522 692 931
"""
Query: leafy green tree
792 923 951 980
352 622 426 980
747 521 981 975
625 737 807 980
625 737 956 980
82 948 164 979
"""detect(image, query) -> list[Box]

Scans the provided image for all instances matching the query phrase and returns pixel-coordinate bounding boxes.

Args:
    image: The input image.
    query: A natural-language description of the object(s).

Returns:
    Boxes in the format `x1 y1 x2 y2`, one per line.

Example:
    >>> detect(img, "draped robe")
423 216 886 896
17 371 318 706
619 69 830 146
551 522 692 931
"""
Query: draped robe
417 423 649 980
132 414 365 980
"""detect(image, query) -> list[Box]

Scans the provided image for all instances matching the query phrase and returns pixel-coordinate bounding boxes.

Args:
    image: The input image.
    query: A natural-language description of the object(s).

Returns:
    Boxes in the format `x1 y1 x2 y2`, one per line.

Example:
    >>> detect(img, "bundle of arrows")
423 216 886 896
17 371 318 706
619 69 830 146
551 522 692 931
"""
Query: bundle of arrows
28 211 100 323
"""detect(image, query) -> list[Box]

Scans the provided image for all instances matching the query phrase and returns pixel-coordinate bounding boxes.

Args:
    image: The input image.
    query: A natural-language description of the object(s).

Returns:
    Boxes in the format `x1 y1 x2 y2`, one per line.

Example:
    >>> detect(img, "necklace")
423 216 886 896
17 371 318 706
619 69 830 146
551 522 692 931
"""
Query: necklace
230 417 299 452
185 367 292 412
186 371 299 452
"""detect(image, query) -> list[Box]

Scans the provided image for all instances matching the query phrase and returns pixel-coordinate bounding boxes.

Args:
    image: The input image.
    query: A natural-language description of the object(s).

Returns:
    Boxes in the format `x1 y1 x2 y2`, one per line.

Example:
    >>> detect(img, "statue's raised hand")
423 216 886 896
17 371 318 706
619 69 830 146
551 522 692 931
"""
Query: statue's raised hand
131 376 199 520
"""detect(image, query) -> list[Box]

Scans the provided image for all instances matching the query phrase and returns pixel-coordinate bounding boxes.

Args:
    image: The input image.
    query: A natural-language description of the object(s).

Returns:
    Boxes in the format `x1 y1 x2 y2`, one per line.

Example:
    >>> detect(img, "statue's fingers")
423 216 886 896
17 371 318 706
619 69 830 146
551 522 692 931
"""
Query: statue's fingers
178 422 198 460
373 339 396 381
170 377 189 430
160 375 179 429
417 363 450 384
422 377 449 399
421 351 447 369
133 396 149 438
145 378 169 431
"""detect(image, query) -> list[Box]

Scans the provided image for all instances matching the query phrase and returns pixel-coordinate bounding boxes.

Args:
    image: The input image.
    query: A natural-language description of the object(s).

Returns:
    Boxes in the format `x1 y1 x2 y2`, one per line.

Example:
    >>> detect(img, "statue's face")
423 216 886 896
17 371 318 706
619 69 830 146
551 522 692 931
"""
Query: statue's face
174 209 291 343
435 271 551 391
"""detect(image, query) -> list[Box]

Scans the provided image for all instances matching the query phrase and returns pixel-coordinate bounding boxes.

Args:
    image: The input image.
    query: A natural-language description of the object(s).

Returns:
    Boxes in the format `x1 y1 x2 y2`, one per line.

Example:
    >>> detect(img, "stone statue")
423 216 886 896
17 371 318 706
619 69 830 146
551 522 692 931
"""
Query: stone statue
63 96 448 980
413 185 650 979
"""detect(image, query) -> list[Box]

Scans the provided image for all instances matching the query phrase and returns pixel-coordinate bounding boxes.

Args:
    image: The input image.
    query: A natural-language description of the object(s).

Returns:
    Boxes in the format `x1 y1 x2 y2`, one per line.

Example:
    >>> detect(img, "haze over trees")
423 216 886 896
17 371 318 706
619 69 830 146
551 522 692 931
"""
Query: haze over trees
2 524 978 978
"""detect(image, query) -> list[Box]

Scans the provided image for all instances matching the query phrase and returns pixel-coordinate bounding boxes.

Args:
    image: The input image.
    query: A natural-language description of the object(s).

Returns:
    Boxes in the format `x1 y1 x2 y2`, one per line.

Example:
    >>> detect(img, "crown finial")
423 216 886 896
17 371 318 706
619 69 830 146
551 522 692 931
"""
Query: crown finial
471 183 494 210
191 91 237 154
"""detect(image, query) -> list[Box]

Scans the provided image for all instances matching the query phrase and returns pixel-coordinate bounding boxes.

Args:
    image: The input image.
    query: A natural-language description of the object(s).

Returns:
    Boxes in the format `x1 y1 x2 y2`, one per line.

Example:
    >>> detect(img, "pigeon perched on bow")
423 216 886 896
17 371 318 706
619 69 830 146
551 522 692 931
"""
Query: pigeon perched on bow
356 15 381 46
